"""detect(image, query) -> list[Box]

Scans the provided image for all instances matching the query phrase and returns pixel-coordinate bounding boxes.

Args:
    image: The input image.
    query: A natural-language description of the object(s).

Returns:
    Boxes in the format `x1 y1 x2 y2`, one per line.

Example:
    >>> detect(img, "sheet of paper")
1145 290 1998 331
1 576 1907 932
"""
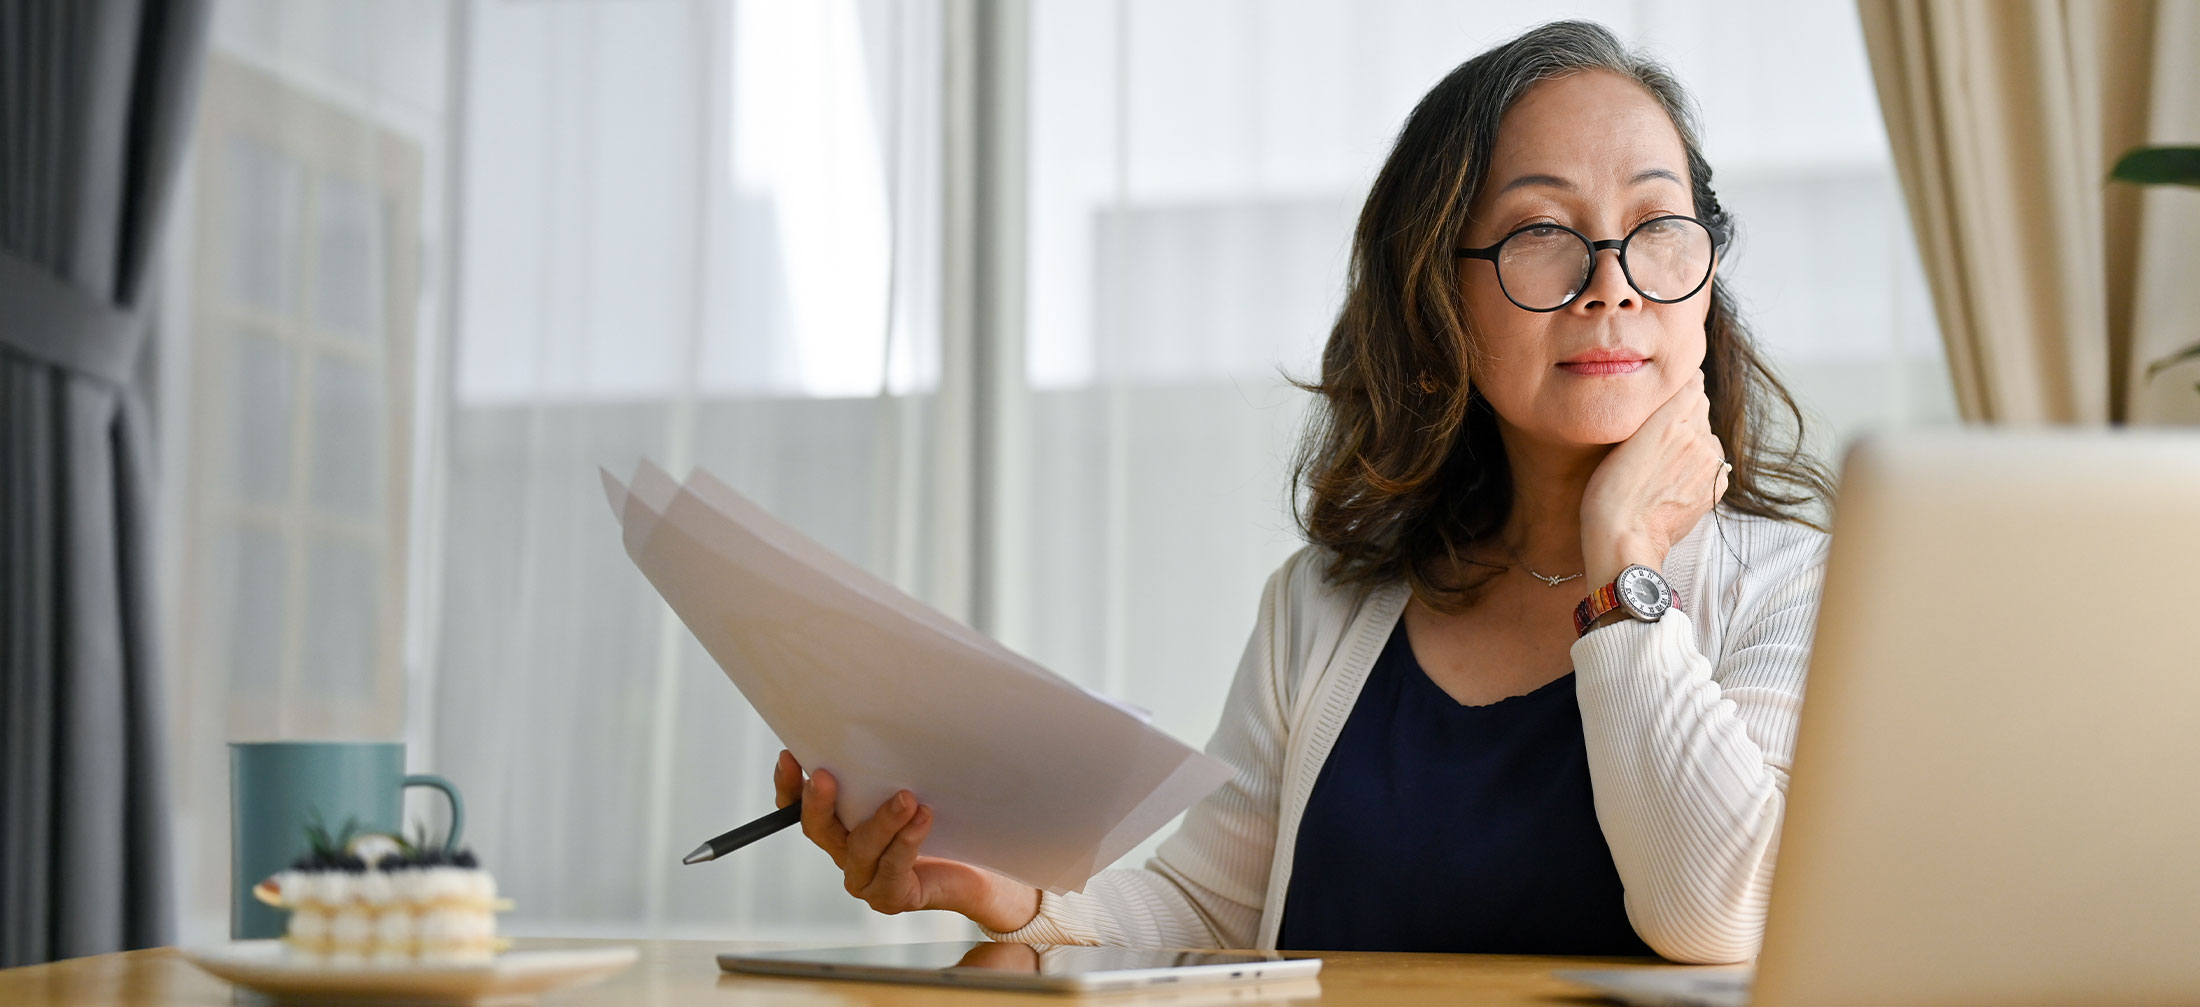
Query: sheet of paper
603 462 1233 894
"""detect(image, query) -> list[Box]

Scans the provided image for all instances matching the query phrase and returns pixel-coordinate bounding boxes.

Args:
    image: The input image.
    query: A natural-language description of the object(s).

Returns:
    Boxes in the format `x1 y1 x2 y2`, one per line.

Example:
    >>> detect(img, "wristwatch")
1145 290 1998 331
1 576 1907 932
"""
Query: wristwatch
1573 564 1673 637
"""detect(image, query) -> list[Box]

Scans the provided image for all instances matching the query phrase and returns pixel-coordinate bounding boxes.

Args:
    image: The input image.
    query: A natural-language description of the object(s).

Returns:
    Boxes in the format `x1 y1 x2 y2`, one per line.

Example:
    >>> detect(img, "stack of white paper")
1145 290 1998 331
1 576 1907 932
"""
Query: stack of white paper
601 461 1234 894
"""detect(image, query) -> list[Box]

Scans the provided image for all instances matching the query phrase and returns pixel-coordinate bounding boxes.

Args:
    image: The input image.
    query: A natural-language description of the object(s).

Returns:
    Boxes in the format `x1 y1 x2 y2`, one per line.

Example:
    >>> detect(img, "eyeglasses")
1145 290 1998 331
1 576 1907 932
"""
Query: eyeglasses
1454 214 1728 312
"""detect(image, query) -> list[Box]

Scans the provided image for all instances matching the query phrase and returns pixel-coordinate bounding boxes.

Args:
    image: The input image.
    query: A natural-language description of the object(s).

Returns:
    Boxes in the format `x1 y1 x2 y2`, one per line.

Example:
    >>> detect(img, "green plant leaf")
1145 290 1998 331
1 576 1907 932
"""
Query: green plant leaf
2145 341 2200 379
2110 147 2200 187
302 810 335 858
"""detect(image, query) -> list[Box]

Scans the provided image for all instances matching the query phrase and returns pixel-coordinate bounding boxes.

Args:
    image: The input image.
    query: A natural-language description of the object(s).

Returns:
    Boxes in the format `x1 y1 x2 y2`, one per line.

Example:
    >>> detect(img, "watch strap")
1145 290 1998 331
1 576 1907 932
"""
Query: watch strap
1573 580 1623 637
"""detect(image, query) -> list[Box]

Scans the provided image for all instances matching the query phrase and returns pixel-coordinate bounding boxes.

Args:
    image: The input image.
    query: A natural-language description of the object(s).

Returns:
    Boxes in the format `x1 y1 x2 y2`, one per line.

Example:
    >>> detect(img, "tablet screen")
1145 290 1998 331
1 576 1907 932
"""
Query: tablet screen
720 941 1320 992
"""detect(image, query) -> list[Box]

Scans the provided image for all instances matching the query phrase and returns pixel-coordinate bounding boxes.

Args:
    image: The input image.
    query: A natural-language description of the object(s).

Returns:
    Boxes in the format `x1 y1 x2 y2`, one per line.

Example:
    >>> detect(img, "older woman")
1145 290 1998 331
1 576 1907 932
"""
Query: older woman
770 20 1835 964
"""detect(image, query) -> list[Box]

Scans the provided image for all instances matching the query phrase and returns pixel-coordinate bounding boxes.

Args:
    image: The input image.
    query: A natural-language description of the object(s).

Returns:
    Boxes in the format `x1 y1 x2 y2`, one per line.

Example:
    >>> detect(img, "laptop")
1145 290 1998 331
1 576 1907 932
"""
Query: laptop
1560 428 2200 1007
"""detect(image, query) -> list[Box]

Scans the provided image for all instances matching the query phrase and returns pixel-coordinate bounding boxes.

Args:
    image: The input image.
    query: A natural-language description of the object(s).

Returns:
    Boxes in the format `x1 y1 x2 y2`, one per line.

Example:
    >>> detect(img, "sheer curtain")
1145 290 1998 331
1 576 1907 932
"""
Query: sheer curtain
426 0 966 942
158 0 444 943
161 0 1954 946
163 0 969 944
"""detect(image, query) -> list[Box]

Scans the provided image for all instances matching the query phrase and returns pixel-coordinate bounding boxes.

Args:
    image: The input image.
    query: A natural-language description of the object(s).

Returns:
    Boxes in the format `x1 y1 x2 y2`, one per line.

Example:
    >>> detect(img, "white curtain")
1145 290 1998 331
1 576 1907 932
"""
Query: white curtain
161 0 1954 945
164 0 968 944
429 0 967 942
158 0 445 943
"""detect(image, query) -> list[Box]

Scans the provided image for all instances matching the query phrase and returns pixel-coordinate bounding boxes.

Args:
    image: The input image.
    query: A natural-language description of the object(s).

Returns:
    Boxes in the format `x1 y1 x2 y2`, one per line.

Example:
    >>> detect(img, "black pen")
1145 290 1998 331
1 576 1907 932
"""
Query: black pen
682 800 804 865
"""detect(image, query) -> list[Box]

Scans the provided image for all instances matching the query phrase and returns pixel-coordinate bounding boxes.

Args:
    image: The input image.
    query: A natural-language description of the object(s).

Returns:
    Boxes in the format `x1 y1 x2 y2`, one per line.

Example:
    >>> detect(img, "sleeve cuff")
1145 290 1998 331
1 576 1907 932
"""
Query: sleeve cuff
1570 605 1701 681
977 891 1092 946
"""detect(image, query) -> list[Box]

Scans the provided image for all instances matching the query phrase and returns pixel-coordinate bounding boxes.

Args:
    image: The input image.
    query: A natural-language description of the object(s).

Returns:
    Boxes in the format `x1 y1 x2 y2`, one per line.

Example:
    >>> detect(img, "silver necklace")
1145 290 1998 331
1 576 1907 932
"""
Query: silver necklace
1523 566 1584 588
1501 541 1583 587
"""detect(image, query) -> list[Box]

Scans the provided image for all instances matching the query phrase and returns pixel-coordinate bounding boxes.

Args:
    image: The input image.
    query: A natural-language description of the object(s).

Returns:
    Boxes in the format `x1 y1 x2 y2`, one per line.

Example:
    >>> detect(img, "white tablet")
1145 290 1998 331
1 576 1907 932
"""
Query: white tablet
718 941 1322 993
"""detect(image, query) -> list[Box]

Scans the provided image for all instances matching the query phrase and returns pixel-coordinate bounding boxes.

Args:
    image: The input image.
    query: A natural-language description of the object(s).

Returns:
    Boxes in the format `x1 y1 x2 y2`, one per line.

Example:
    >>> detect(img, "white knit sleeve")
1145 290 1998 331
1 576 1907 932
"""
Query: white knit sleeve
1568 523 1830 964
980 556 1299 949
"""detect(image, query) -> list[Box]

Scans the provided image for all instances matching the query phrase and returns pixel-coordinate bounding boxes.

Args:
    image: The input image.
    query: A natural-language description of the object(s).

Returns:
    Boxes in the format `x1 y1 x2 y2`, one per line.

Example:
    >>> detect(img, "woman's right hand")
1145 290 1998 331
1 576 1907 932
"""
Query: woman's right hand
774 750 1042 933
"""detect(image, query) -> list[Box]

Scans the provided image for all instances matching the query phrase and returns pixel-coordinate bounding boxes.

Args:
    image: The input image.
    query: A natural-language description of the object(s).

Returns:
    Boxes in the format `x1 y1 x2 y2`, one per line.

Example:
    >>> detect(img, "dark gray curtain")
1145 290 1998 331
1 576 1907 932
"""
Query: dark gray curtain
1 0 210 966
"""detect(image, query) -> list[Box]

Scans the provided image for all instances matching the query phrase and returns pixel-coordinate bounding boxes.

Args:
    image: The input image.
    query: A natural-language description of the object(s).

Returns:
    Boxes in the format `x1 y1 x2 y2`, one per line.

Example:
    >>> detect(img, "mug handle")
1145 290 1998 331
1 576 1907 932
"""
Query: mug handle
401 774 465 851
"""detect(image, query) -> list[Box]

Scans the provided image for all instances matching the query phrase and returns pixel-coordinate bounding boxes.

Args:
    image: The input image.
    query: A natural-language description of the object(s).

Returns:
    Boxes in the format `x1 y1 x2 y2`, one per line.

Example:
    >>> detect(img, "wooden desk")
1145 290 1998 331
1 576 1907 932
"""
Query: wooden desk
0 938 1674 1005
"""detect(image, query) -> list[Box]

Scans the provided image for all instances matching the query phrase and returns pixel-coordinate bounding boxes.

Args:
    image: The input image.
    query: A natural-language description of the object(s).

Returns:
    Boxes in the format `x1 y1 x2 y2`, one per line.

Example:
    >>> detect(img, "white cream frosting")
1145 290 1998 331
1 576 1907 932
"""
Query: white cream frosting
280 864 502 962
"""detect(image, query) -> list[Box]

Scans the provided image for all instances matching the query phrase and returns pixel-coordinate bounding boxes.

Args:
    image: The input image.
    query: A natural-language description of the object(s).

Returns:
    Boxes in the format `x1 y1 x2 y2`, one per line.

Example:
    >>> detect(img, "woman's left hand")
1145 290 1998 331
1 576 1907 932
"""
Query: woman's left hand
1579 369 1730 586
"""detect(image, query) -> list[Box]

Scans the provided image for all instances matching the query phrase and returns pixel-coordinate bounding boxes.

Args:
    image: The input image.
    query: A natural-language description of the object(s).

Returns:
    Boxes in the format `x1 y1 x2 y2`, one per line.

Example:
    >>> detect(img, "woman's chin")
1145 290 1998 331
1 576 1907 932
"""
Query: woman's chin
1541 407 1654 446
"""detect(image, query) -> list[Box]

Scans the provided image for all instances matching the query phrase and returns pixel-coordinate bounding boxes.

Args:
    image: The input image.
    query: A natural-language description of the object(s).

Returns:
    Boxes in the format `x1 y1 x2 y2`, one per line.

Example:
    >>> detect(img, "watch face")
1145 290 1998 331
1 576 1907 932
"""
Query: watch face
1617 566 1672 618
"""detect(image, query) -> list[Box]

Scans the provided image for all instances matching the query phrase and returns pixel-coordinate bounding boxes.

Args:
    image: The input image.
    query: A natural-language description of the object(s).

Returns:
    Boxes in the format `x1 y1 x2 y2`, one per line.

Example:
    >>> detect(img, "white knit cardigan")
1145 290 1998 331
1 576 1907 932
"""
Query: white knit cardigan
982 506 1831 964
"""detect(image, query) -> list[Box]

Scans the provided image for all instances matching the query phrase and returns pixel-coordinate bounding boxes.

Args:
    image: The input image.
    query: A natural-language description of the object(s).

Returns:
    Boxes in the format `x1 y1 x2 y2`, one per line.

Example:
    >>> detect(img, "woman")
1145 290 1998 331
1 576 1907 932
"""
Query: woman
771 20 1835 964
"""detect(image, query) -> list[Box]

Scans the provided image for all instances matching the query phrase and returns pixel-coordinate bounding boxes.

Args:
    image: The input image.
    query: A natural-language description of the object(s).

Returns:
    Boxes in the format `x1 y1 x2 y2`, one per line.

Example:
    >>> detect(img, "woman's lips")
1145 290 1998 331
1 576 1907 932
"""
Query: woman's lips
1558 359 1648 376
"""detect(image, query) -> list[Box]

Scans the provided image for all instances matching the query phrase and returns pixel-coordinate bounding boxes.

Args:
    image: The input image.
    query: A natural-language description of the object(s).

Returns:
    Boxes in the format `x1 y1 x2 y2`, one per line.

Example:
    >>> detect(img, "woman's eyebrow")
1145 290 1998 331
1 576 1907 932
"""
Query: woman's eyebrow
1494 167 1684 196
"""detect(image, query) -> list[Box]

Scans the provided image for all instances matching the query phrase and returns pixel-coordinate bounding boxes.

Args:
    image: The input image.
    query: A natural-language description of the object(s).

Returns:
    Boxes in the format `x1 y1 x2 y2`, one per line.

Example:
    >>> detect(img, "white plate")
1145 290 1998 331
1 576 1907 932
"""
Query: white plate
180 940 639 1006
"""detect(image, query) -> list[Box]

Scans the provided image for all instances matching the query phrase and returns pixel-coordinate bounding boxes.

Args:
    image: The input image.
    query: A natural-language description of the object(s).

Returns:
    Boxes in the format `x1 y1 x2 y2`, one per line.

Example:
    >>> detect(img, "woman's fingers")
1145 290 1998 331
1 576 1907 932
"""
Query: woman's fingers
1649 368 1703 424
1583 369 1723 566
800 770 852 868
1637 369 1710 450
773 750 801 810
857 806 934 909
842 791 919 895
774 765 951 916
787 767 935 913
777 764 953 916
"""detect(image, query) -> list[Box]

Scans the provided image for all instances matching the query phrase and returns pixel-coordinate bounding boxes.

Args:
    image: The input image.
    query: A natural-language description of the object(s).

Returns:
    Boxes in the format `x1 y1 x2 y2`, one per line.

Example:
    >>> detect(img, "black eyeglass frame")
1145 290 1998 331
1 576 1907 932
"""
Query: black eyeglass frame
1453 213 1731 313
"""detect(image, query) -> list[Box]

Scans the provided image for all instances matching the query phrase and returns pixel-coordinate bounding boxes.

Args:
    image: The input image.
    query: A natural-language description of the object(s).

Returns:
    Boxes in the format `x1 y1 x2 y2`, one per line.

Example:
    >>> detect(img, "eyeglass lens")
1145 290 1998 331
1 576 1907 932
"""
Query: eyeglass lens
1496 217 1713 310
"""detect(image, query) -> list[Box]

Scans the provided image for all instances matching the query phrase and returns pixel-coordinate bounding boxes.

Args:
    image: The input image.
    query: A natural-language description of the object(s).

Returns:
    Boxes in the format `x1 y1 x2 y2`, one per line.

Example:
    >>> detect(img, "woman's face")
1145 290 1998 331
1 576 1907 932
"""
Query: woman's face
1457 69 1714 449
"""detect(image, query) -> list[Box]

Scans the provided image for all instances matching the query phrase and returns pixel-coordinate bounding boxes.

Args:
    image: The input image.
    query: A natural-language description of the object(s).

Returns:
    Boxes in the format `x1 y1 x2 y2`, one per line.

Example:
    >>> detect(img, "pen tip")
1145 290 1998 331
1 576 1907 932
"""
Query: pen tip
682 843 715 866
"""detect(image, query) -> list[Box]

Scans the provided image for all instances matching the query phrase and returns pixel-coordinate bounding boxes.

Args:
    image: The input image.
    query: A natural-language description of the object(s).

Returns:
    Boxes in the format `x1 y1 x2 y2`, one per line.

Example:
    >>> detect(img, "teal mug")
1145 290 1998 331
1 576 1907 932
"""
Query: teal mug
229 741 464 939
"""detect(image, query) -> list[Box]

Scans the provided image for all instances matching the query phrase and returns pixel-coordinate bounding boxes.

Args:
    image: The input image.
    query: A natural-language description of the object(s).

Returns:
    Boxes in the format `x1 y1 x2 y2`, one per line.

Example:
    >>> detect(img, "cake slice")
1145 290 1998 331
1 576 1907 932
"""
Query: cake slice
254 824 509 963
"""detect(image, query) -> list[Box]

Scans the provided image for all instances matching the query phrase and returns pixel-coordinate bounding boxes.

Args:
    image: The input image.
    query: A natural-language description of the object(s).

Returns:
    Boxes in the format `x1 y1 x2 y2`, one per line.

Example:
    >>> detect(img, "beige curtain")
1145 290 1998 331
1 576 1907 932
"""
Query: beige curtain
1858 0 2200 425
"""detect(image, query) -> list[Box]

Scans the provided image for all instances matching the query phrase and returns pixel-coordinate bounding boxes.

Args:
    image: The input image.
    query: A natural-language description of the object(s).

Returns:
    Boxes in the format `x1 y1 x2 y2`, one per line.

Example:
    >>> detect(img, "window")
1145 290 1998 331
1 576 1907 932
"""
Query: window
169 50 422 937
181 54 419 751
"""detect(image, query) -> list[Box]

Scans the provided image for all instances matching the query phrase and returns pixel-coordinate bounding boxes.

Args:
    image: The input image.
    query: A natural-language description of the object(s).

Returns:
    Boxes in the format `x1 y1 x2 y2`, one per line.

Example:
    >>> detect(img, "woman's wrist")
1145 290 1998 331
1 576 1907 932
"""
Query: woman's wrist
1579 606 1635 635
1584 534 1666 589
968 881 1042 934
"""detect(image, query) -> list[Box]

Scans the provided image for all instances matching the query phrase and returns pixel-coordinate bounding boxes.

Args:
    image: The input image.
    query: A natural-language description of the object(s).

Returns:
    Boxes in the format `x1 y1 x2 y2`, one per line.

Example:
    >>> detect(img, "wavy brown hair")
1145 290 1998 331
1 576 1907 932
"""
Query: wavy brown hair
1292 20 1836 612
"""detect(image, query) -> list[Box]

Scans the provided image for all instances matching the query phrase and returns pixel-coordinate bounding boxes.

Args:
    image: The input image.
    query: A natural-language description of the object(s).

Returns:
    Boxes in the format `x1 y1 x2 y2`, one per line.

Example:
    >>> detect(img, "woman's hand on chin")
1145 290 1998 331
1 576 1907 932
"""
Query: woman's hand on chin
1578 369 1729 586
773 750 1042 933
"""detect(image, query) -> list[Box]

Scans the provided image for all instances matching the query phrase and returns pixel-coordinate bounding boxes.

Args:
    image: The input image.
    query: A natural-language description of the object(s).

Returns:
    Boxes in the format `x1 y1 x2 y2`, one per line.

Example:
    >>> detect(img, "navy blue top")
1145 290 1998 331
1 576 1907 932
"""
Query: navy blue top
1276 621 1654 955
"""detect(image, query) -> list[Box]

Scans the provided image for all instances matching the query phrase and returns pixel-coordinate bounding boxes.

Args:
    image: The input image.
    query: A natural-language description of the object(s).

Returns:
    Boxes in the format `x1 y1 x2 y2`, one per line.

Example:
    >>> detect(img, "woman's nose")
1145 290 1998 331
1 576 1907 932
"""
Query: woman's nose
1570 246 1637 313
